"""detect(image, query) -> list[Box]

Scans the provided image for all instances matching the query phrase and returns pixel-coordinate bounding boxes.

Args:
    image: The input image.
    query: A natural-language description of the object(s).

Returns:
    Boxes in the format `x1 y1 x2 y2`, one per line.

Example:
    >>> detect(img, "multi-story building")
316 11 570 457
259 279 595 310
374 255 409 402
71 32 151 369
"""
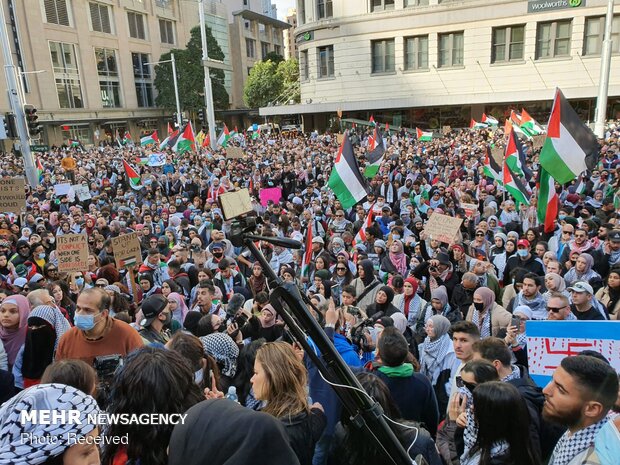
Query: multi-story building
261 0 620 131
0 0 202 147
284 8 298 60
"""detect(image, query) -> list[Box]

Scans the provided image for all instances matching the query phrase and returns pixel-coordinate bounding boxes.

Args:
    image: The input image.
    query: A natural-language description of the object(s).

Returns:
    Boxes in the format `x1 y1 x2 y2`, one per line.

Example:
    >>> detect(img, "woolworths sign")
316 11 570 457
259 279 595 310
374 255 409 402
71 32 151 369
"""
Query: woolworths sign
528 0 585 13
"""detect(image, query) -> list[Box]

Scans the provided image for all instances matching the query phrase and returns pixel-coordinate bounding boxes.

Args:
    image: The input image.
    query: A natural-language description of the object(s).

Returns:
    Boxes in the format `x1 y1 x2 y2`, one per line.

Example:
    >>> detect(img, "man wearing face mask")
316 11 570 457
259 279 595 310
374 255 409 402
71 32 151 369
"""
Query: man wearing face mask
56 288 143 365
502 239 545 286
138 294 172 345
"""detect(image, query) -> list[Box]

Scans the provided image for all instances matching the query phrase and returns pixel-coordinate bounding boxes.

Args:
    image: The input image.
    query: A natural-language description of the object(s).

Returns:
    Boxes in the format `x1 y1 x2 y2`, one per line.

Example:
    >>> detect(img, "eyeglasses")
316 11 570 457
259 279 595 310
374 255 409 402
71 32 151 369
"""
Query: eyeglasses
336 267 347 271
546 306 566 313
47 268 57 273
335 214 344 217
475 233 485 237
562 231 572 234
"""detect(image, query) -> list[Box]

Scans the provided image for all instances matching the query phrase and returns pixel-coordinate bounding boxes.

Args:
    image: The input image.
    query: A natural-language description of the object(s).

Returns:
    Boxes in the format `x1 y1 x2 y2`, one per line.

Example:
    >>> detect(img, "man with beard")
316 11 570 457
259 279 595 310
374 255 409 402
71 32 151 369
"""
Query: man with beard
543 355 618 465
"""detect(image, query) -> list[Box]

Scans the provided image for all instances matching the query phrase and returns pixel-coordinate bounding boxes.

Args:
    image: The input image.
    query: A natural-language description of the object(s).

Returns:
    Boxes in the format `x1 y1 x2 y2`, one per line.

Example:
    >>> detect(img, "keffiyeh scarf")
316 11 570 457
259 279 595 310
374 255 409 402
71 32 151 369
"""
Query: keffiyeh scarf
200 333 239 378
514 292 547 320
471 308 492 339
419 334 452 383
502 365 521 382
551 418 607 465
0 383 100 465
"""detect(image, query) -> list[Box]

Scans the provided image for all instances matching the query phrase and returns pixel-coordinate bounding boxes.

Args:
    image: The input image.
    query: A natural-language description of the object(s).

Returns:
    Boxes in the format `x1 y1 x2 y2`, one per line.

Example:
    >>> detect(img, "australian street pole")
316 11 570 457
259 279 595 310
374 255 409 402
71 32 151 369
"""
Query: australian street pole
199 0 217 151
594 0 615 138
145 54 182 128
0 1 38 187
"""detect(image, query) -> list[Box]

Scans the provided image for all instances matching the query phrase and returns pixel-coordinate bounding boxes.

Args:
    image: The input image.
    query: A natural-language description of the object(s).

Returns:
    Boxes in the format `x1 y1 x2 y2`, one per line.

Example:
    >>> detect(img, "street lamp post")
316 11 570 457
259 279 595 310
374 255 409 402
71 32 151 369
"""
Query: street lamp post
199 0 217 151
145 53 182 129
594 0 615 138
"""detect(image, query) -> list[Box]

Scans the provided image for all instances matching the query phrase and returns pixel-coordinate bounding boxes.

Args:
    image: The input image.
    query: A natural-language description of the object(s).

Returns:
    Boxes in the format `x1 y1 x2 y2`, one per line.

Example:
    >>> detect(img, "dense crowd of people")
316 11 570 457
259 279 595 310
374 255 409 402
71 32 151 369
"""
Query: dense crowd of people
0 121 618 465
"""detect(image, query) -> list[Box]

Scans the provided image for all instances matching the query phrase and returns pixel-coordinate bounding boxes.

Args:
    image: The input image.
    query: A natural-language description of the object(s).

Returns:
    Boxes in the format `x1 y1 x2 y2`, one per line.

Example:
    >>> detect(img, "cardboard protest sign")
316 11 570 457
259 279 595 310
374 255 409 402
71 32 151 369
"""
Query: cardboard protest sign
111 232 143 269
0 178 25 213
532 135 546 149
259 187 282 207
423 213 463 243
72 184 91 201
226 147 244 159
56 234 89 273
526 321 620 387
461 202 479 217
490 146 504 166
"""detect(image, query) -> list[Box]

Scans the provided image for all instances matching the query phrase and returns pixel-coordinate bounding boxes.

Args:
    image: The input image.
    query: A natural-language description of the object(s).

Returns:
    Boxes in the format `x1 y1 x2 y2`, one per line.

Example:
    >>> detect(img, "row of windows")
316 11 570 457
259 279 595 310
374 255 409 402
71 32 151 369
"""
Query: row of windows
49 41 155 110
245 39 282 59
43 0 176 44
300 17 620 78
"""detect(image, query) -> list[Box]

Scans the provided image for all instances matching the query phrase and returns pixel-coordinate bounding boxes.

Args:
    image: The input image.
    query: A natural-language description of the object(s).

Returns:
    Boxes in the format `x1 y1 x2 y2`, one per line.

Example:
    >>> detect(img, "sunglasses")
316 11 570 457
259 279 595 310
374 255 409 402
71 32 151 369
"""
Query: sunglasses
546 306 566 313
456 376 477 392
336 267 347 271
562 231 572 234
475 233 485 237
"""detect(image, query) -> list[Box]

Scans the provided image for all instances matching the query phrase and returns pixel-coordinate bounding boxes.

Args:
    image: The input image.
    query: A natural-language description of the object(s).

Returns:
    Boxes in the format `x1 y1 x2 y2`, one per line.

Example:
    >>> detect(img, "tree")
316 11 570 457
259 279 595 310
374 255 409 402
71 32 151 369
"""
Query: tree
264 52 284 64
154 26 229 112
243 59 300 108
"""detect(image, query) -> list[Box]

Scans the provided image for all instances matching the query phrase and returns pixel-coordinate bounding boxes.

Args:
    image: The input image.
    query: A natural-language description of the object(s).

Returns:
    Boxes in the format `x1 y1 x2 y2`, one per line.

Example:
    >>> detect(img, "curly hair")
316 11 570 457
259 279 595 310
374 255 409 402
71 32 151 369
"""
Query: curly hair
101 346 203 465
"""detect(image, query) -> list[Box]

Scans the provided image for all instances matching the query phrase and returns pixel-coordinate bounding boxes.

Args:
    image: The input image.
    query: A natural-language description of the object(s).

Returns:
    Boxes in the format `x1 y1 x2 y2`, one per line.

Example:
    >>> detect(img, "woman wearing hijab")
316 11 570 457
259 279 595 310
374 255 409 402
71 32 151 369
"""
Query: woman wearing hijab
0 295 29 368
17 305 71 388
392 277 426 324
168 292 189 325
421 285 461 324
248 262 268 297
563 253 602 291
466 287 511 338
418 314 458 415
200 332 240 391
365 286 399 318
351 259 382 313
542 272 569 302
0 383 100 465
381 240 409 277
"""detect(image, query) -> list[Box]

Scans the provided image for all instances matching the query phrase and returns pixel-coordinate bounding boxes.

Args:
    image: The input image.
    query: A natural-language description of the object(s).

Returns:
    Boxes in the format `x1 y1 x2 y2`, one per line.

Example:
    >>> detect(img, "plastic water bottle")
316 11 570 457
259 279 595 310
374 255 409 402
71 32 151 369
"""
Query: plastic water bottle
225 386 239 403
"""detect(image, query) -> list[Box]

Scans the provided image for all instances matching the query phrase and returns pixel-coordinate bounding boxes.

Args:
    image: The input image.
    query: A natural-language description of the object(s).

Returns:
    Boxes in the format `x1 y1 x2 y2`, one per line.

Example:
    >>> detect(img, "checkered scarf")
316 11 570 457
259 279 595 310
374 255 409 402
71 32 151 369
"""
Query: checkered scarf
471 308 492 339
200 333 239 378
502 365 521 382
0 383 100 465
550 418 607 465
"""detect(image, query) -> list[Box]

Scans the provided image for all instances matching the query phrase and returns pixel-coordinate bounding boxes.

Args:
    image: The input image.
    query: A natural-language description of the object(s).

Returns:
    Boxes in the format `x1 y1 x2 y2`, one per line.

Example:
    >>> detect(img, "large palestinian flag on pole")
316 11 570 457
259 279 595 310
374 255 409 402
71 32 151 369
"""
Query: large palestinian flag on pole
483 145 502 183
173 123 196 154
364 126 385 178
503 128 531 206
328 130 369 209
539 88 599 185
123 160 142 190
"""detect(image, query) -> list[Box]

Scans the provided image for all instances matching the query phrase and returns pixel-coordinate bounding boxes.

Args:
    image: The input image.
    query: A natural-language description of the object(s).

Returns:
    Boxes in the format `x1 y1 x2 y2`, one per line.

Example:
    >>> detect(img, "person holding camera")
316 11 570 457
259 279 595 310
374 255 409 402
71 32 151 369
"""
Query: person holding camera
55 288 143 365
138 294 173 345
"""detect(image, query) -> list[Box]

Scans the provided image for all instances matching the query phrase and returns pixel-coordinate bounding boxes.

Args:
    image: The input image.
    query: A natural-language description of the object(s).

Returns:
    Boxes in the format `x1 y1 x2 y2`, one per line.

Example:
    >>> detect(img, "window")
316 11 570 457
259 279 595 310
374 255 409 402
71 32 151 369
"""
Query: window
89 2 112 34
246 38 256 58
49 42 83 108
583 16 620 55
404 35 428 70
536 20 571 59
128 11 146 39
259 23 266 34
404 0 429 6
244 20 251 30
274 45 282 56
317 0 332 19
371 39 395 73
371 0 394 11
491 25 524 63
44 0 70 26
243 0 249 5
438 31 464 68
300 50 309 80
132 52 154 107
95 48 122 108
317 45 334 78
261 42 270 59
298 0 306 25
159 19 175 44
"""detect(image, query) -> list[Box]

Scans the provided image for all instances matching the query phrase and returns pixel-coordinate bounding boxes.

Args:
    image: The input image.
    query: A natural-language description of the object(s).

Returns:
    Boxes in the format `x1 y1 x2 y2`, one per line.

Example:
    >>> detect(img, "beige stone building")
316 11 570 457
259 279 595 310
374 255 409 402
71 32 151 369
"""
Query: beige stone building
261 0 620 131
284 8 298 60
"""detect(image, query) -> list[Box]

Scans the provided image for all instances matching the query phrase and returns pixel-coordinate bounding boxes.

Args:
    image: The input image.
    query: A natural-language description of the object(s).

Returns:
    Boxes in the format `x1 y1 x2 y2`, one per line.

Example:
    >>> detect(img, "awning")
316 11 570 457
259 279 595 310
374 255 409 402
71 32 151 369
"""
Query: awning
58 122 90 127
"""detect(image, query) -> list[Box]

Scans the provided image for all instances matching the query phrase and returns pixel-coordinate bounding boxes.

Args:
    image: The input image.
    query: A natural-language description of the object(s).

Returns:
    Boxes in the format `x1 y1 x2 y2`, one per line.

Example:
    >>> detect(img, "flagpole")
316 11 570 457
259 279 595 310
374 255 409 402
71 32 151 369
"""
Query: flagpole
594 0 615 138
144 56 182 129
199 0 217 152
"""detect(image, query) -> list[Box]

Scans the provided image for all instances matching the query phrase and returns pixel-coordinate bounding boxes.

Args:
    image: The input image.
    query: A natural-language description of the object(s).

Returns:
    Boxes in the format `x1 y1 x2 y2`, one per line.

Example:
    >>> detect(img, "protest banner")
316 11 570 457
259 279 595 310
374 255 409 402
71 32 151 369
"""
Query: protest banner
56 234 89 273
461 202 479 218
0 178 25 213
111 232 143 269
423 213 463 243
226 146 244 159
72 184 91 201
53 183 72 196
532 134 546 149
491 146 504 166
147 153 166 166
259 187 282 207
526 321 620 387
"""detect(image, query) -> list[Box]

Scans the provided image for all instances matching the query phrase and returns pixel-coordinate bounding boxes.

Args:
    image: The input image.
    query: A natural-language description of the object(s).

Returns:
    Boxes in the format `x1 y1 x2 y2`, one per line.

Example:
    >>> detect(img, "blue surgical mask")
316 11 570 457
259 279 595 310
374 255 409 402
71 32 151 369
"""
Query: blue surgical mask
392 234 401 240
75 277 84 286
38 253 46 259
517 249 528 258
74 313 97 331
558 215 566 221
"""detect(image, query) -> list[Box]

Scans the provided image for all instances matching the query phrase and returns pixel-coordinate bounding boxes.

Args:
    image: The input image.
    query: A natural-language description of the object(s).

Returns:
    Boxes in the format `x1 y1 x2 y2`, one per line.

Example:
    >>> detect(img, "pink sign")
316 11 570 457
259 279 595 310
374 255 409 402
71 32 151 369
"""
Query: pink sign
259 187 282 207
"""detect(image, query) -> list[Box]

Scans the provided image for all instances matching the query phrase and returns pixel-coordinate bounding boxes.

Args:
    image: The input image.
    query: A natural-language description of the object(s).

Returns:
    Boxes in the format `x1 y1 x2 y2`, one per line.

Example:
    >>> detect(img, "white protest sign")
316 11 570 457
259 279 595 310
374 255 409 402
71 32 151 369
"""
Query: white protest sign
423 213 463 244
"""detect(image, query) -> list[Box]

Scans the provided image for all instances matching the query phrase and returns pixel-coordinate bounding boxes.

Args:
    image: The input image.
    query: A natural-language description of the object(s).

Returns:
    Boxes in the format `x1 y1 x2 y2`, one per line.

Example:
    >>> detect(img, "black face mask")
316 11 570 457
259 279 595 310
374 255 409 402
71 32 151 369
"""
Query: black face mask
474 301 485 312
212 252 223 259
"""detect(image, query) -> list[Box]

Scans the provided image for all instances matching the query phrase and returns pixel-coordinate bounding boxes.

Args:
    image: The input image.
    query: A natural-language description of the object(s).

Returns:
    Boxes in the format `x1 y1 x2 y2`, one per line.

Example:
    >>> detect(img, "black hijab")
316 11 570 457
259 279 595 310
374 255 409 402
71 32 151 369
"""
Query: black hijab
359 259 377 287
21 317 55 380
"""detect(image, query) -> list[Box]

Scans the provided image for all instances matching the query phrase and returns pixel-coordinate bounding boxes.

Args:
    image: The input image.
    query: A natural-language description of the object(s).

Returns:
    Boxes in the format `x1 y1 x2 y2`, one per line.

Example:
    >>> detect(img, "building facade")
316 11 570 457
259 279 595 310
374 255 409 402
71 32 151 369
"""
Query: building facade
284 8 298 60
260 0 620 131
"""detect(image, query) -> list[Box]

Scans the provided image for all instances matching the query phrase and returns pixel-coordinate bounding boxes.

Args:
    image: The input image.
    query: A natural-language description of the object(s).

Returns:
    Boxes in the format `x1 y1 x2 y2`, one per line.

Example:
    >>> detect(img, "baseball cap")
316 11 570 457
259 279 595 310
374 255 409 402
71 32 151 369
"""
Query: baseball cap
13 277 28 288
140 294 168 327
517 239 530 248
312 236 324 244
609 230 620 243
567 282 594 295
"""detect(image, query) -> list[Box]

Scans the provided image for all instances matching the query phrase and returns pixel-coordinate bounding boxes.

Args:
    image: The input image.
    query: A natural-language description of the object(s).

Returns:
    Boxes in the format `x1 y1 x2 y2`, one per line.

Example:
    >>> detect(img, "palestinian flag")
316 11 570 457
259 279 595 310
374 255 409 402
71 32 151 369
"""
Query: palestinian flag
202 132 211 148
353 205 375 247
470 119 488 130
520 108 544 136
173 123 196 154
230 126 238 138
369 115 376 126
251 127 261 140
537 167 559 233
69 139 80 148
37 159 44 182
483 145 502 183
539 88 599 185
159 129 179 150
481 113 498 126
503 129 530 206
505 126 533 187
574 173 587 195
327 130 369 209
122 131 132 145
300 225 313 278
416 128 432 141
506 114 529 140
140 131 159 147
364 127 384 178
123 160 142 191
217 124 230 147
167 122 174 135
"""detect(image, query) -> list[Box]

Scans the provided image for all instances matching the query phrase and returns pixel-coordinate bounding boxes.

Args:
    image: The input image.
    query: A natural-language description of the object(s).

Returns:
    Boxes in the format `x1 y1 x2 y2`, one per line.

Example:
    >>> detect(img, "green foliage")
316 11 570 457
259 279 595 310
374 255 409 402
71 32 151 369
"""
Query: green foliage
154 26 229 111
263 52 284 64
243 59 300 108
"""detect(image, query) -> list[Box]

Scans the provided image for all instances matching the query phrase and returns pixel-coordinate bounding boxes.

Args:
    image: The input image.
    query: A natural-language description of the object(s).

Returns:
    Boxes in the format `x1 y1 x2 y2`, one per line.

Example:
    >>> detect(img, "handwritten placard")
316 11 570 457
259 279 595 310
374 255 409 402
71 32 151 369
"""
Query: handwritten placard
56 234 89 273
461 202 479 218
226 146 244 159
0 178 25 213
111 232 143 269
72 184 91 201
491 147 504 166
532 134 546 149
423 212 463 243
526 321 620 387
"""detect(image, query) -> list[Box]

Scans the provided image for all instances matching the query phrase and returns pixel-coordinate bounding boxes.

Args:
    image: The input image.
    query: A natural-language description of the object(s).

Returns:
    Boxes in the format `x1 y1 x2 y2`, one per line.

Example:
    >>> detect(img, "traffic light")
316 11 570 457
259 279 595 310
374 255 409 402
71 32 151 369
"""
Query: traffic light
3 113 17 139
197 108 205 123
23 104 41 137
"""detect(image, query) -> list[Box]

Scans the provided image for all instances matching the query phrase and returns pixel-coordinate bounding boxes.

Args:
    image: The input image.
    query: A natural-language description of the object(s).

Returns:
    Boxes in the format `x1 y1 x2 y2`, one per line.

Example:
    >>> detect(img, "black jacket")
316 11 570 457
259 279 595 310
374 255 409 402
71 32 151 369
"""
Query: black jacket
280 408 326 465
502 254 545 285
